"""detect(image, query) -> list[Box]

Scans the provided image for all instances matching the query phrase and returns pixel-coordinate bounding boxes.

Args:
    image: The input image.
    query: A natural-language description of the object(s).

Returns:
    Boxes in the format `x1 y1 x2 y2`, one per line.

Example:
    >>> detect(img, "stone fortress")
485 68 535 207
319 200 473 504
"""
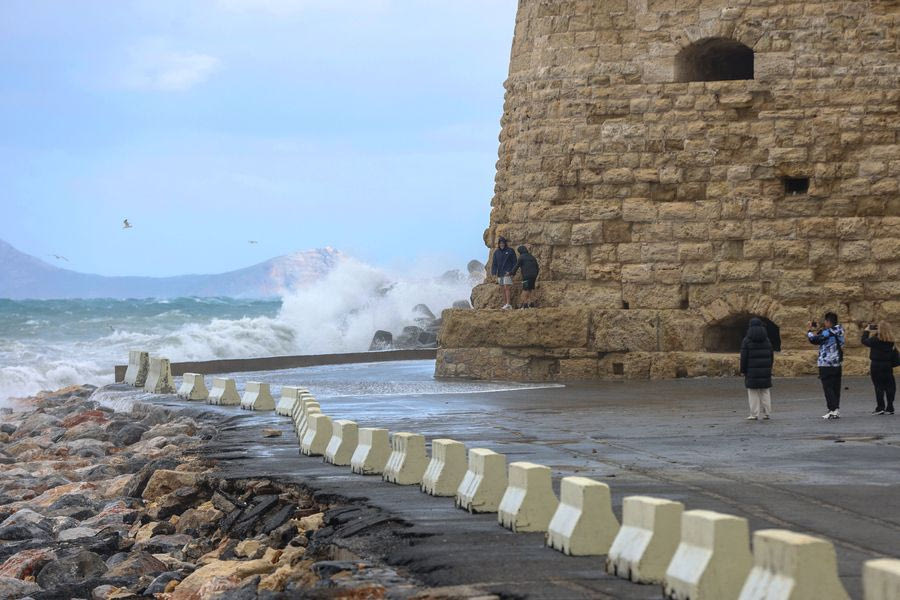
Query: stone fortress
436 0 899 380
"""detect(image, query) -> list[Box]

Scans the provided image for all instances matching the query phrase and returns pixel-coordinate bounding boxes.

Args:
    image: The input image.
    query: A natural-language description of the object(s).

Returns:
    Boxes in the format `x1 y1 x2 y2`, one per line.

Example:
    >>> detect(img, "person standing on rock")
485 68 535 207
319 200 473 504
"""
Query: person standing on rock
740 317 774 421
861 320 897 415
491 236 517 310
807 312 846 419
511 245 539 308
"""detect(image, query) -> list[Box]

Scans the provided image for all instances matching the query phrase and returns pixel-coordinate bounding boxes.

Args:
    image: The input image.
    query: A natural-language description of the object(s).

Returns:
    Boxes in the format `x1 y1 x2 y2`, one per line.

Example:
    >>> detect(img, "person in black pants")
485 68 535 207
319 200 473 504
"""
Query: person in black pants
511 245 539 308
807 312 845 419
861 320 897 415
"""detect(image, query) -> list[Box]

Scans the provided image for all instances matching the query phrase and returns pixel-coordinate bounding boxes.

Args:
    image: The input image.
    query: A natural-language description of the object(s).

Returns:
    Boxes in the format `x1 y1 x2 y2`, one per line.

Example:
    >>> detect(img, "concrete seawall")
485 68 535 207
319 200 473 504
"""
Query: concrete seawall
114 349 437 382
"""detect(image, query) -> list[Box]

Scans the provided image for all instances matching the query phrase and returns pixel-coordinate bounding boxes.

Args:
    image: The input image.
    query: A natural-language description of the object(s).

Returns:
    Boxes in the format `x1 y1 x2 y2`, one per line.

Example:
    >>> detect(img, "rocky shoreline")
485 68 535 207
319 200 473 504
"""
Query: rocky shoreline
0 386 428 599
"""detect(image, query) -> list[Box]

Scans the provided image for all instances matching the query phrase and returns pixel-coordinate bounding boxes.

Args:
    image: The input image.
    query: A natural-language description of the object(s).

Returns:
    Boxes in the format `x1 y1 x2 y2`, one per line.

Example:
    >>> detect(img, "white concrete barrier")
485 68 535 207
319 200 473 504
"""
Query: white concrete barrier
350 428 391 475
664 509 753 600
421 439 467 497
123 350 149 386
547 476 620 555
498 462 559 533
293 393 314 424
298 405 321 443
143 357 175 394
300 413 332 457
177 373 208 401
208 377 240 406
456 448 507 514
382 433 428 485
324 419 358 466
607 496 684 584
275 386 303 416
240 381 276 411
864 559 900 600
738 529 849 600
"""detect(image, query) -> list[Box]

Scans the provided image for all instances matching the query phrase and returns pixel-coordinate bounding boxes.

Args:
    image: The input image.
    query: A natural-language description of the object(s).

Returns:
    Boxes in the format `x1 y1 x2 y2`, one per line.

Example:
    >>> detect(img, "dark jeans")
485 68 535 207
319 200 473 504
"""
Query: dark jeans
819 366 842 411
871 368 896 412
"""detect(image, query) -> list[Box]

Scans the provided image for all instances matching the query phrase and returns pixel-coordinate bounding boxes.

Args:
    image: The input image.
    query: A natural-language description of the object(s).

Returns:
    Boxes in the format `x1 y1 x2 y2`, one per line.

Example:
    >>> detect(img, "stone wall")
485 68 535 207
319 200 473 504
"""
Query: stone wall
436 0 899 381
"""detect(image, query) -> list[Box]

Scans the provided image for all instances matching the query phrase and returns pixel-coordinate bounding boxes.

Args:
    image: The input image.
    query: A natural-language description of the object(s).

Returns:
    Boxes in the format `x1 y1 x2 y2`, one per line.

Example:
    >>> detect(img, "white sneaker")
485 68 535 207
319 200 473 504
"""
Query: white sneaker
746 415 758 421
832 409 840 419
501 304 512 310
822 411 834 419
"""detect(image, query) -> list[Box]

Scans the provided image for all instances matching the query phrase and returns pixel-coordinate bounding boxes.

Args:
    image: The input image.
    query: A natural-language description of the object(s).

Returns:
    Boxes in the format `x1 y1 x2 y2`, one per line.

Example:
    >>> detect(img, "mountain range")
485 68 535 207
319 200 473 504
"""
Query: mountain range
0 239 340 299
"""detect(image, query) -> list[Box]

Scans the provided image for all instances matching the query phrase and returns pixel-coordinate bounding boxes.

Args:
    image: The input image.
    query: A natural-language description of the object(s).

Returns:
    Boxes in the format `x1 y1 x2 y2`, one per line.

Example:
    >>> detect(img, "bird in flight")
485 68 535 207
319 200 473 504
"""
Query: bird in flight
47 254 68 262
248 240 258 244
123 219 132 229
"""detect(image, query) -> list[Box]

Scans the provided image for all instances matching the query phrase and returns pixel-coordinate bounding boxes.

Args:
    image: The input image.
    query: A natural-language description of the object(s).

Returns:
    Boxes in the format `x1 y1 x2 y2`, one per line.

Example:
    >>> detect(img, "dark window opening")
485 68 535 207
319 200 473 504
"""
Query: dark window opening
613 363 625 375
622 301 630 310
704 313 781 353
675 38 754 82
784 177 810 195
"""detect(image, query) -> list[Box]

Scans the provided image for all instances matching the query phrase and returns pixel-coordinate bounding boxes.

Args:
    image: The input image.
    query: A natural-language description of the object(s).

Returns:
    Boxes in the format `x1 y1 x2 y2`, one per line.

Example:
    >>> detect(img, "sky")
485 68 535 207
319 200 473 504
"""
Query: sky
0 0 517 277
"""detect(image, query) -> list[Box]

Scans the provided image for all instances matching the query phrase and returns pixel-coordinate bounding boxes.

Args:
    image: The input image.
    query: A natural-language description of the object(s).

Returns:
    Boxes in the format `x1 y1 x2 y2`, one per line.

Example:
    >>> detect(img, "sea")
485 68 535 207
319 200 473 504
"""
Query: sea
0 259 485 403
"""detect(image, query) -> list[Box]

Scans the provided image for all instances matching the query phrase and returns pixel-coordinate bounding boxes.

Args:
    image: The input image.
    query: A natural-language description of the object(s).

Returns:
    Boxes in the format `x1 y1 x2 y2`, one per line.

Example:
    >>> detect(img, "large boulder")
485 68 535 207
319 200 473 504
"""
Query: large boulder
368 330 393 351
141 470 198 501
104 551 167 579
0 575 40 599
36 550 107 589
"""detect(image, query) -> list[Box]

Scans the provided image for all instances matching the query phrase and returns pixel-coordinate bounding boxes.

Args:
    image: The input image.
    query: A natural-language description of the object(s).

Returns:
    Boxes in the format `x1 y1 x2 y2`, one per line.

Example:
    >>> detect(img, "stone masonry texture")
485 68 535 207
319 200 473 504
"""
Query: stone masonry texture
436 0 900 381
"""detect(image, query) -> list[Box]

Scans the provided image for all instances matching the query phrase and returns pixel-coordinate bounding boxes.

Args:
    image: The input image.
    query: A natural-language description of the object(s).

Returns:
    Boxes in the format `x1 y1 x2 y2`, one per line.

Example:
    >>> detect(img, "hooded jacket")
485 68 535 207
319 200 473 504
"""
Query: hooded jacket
740 318 774 389
491 237 517 277
861 330 897 372
807 324 845 367
511 246 539 280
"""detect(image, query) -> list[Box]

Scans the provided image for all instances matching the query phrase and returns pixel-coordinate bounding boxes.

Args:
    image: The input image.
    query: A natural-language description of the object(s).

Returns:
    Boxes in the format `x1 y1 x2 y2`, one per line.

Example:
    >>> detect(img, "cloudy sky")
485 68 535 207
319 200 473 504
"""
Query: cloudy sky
1 0 517 276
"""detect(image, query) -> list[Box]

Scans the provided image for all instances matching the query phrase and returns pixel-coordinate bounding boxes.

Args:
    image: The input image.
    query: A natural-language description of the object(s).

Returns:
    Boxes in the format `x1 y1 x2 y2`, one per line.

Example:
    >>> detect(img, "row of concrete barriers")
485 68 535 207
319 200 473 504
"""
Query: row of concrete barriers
122 350 900 599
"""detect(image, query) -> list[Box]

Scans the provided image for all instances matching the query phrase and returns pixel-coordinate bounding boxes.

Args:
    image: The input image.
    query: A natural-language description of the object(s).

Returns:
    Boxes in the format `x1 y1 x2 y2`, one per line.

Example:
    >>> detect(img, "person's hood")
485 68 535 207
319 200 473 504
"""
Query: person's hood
497 236 508 248
517 245 528 255
747 318 769 343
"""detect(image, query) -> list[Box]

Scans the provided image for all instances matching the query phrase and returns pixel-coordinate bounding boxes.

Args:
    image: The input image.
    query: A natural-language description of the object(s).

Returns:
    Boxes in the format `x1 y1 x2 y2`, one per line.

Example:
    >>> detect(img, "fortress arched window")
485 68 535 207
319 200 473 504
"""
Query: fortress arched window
675 38 754 82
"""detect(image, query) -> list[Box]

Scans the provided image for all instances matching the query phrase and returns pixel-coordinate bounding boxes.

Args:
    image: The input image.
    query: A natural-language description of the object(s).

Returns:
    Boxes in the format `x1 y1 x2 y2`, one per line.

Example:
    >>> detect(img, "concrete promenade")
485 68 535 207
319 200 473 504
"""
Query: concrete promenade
161 369 899 599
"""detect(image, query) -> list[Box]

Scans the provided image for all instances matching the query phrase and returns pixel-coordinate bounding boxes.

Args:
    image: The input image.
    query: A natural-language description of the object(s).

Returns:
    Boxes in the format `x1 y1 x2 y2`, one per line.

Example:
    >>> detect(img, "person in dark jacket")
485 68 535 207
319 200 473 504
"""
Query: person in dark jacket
740 317 775 420
490 237 517 309
511 245 539 308
862 320 897 415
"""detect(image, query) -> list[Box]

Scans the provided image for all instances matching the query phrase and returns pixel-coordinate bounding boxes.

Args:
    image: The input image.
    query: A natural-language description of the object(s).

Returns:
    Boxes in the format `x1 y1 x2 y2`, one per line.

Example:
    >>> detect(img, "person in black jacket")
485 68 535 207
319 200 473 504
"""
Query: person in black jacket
861 320 897 415
490 237 517 310
740 317 775 420
511 245 539 308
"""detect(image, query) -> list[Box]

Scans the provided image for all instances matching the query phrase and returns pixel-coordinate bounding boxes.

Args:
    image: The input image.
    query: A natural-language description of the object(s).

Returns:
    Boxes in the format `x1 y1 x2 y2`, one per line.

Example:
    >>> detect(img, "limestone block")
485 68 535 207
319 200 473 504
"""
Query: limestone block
297 405 321 443
275 386 302 416
664 509 753 600
240 382 275 411
547 476 620 556
498 462 559 533
456 448 508 514
350 428 391 475
864 559 900 600
123 350 149 386
421 439 467 497
324 420 358 466
438 307 590 349
143 358 175 394
208 378 240 406
738 529 848 600
177 373 208 401
382 433 427 485
300 413 332 457
607 496 684 584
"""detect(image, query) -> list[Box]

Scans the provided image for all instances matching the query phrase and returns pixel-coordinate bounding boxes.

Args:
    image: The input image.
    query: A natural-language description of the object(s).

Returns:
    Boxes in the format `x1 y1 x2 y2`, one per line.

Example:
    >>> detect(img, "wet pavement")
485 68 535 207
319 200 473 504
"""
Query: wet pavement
118 361 900 599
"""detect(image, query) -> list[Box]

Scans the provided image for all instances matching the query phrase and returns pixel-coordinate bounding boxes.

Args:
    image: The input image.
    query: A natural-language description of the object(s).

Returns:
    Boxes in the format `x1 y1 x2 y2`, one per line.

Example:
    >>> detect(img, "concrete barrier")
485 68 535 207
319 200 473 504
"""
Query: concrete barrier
864 559 900 600
207 377 241 406
456 448 508 514
498 462 559 533
664 509 753 600
143 357 175 394
177 373 208 401
298 405 321 443
123 350 149 386
291 395 311 430
547 476 620 555
737 529 849 600
324 419 359 466
300 413 332 457
240 381 276 411
350 428 391 475
421 439 467 497
276 386 304 416
607 496 684 584
382 433 428 485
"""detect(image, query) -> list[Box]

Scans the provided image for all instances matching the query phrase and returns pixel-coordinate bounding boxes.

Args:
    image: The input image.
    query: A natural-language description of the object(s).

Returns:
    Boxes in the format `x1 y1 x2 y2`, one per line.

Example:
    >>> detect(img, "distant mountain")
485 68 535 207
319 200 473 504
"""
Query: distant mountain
0 239 341 299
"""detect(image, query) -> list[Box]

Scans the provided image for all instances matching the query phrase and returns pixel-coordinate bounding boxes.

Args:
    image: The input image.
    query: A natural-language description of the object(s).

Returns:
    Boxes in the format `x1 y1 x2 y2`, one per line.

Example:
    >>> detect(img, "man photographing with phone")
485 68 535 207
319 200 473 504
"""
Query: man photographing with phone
807 312 845 419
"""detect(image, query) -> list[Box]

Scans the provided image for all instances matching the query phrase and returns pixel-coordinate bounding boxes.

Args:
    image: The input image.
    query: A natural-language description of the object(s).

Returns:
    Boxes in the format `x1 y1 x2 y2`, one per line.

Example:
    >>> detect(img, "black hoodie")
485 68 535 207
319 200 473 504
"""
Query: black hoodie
740 318 774 389
512 246 539 280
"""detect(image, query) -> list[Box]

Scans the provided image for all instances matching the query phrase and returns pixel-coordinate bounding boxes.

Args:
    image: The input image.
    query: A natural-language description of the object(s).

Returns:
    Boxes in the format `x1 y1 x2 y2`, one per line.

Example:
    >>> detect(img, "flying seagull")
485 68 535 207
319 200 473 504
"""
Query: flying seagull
122 219 132 229
248 240 258 244
47 254 69 262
